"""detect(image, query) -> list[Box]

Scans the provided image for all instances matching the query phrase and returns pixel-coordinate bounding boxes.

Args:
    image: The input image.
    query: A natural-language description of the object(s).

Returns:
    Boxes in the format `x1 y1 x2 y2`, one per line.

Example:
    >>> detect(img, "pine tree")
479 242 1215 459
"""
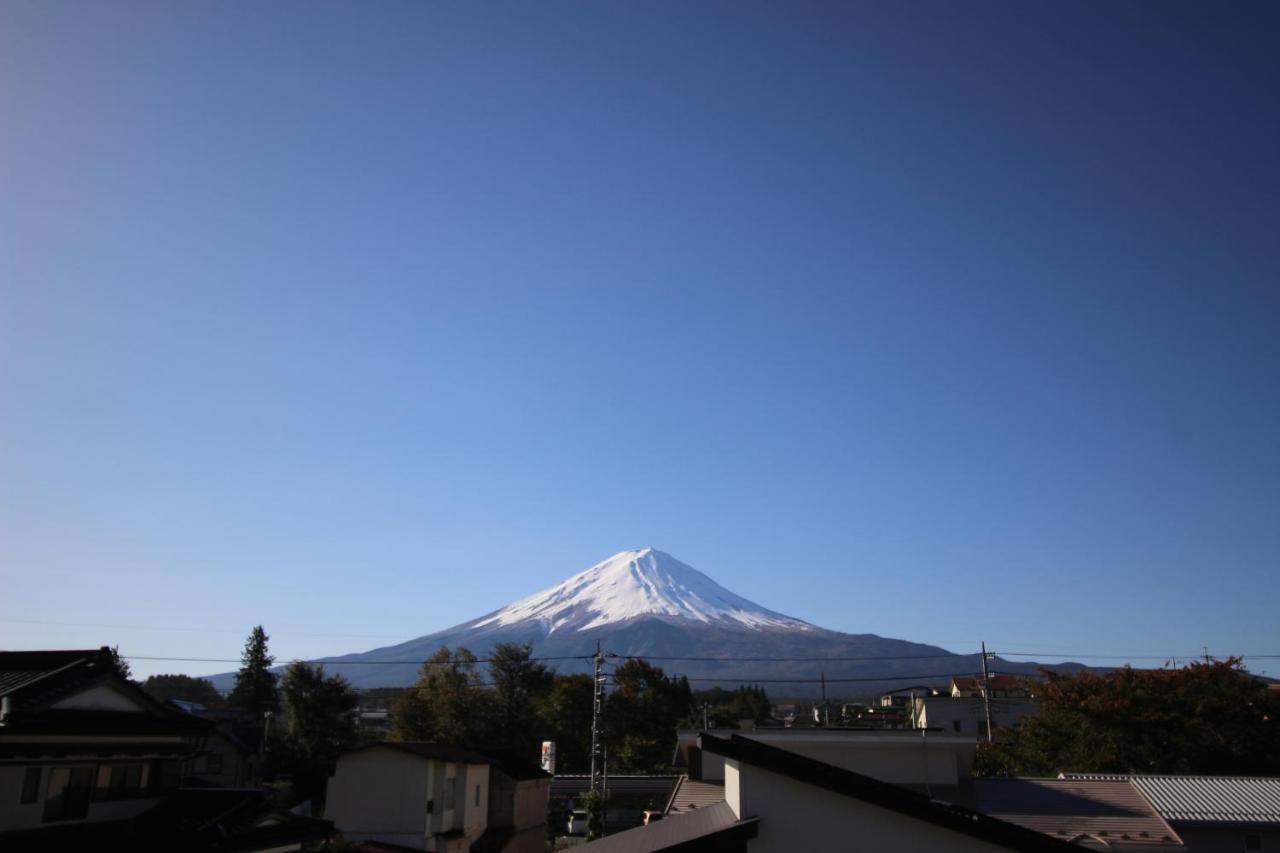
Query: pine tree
228 626 279 715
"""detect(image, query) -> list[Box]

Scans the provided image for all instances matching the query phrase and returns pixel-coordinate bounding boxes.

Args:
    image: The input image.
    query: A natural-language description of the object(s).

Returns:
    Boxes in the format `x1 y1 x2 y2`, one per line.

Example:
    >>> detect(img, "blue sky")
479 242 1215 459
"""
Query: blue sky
2 2 1277 681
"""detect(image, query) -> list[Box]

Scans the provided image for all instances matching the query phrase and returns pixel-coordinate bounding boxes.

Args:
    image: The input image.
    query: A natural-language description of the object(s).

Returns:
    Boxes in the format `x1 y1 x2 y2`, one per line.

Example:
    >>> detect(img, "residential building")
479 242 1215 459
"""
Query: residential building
325 742 494 852
580 734 1081 852
909 694 1040 738
0 648 208 836
972 778 1184 851
1062 774 1280 853
325 742 551 852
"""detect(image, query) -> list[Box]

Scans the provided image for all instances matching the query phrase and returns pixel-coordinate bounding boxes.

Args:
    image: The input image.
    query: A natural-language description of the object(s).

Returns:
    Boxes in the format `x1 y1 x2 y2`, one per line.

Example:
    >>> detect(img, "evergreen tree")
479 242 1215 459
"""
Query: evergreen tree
142 674 224 708
228 626 279 715
488 642 554 753
274 661 360 811
606 659 693 773
537 674 595 773
107 645 132 679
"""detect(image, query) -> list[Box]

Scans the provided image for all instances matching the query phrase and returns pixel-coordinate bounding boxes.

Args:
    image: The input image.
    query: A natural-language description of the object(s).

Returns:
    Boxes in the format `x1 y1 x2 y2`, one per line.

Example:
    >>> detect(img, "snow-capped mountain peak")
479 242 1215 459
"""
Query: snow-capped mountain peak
472 547 815 634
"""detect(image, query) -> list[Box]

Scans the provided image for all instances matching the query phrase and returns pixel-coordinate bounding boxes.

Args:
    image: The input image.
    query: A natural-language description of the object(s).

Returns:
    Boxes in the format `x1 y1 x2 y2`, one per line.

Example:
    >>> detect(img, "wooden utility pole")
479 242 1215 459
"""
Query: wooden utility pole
979 642 994 744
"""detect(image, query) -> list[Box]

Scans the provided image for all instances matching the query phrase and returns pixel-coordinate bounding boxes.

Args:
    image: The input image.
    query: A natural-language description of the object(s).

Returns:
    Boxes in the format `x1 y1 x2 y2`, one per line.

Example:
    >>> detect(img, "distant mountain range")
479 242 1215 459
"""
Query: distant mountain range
210 548 1089 696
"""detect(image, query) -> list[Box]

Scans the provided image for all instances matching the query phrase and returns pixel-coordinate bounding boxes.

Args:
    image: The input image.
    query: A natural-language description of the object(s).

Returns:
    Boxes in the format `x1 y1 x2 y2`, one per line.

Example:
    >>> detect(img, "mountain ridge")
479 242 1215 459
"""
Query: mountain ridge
207 548 1086 695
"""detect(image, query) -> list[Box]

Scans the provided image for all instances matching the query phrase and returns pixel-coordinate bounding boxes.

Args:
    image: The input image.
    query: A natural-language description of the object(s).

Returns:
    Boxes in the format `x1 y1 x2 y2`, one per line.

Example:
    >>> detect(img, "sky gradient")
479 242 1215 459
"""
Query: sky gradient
2 1 1278 681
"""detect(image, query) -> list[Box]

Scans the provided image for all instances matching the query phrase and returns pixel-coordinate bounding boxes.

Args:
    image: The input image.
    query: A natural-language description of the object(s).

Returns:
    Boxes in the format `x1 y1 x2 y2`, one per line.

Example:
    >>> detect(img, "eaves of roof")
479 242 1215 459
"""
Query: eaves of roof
701 734 1078 852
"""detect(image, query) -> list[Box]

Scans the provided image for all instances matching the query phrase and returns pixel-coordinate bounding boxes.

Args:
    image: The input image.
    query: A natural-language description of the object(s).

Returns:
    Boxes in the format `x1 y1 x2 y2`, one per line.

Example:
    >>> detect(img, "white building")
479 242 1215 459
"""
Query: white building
324 742 551 853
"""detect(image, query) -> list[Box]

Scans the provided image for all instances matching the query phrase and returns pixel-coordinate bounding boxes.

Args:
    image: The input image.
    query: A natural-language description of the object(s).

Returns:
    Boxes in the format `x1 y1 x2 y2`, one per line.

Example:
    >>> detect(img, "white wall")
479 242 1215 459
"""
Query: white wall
727 758 1022 853
325 749 431 849
0 764 159 831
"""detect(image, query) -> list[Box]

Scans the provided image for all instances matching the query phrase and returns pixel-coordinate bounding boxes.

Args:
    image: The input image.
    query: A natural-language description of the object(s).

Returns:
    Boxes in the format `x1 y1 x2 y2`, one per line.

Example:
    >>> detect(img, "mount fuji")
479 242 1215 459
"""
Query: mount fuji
215 548 1078 694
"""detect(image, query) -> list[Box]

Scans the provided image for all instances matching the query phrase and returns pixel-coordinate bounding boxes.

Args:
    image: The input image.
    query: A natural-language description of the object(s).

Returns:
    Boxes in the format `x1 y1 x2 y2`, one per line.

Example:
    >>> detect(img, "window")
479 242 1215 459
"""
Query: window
44 766 93 821
20 768 41 804
1245 834 1262 851
97 764 146 800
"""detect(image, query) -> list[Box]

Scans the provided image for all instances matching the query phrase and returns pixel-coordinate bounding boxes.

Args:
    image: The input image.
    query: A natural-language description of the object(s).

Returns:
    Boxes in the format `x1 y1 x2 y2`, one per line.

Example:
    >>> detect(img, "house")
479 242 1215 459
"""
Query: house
1060 774 1280 853
950 675 1029 699
0 647 333 851
325 741 551 852
971 778 1184 851
0 648 208 836
910 693 1039 738
580 733 1080 852
672 726 979 797
325 742 494 851
169 703 262 788
472 748 553 853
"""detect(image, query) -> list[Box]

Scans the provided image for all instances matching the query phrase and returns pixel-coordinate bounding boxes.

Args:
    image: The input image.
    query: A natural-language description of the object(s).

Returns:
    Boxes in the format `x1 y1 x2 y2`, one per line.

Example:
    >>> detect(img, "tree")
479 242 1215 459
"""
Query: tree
107 646 132 679
606 659 693 774
488 642 554 753
581 789 605 840
976 659 1280 777
142 674 224 708
391 647 491 748
537 674 595 773
274 661 360 811
229 626 279 715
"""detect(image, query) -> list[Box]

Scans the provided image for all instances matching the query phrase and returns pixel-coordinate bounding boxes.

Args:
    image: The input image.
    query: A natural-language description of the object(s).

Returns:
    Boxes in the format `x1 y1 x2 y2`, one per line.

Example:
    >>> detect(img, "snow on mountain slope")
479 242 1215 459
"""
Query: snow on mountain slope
471 547 815 634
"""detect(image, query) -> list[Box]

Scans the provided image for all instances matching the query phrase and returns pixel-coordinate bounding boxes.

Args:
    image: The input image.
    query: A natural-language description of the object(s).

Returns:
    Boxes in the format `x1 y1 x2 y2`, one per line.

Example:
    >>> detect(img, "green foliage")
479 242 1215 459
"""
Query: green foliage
546 796 568 843
537 674 595 773
687 685 771 728
229 626 280 715
391 647 492 748
582 789 605 840
107 646 132 679
605 659 693 774
142 674 224 708
273 661 360 811
975 659 1280 777
488 642 554 754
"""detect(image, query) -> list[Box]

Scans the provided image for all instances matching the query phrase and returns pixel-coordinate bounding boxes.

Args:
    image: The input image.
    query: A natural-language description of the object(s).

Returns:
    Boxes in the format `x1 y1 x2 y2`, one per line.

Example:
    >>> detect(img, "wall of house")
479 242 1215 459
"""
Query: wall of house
187 730 254 787
424 760 490 853
1175 827 1280 853
325 749 431 850
0 763 161 831
728 758 1021 853
917 698 1039 738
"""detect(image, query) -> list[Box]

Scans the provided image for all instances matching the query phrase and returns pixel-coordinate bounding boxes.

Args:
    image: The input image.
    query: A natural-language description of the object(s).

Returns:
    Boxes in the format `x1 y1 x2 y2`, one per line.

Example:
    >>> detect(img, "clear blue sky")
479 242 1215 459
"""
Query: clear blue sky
2 2 1277 681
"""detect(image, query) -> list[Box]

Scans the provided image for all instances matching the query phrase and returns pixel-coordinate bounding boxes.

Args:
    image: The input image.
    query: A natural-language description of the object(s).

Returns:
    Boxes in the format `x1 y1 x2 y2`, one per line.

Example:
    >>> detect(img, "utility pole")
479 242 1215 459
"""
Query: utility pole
703 702 709 731
589 641 607 799
821 672 829 727
979 642 994 744
1203 646 1212 663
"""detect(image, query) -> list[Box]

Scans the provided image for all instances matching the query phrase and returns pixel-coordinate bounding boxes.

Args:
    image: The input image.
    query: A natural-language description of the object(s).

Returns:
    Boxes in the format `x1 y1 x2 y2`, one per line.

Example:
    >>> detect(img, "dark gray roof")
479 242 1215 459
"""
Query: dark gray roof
0 649 99 696
362 741 493 765
974 779 1183 850
1062 775 1280 826
701 734 1080 852
576 801 757 852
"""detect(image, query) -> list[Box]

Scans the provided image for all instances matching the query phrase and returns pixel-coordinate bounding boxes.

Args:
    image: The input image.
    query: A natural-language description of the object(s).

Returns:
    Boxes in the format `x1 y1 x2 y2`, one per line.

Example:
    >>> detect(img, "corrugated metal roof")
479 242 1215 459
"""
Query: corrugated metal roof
1063 775 1280 825
974 779 1184 850
663 775 725 815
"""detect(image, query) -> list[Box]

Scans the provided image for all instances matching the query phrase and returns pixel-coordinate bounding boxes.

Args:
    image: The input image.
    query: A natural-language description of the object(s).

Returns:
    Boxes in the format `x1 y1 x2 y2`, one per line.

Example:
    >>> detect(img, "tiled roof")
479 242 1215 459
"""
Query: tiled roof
0 649 99 696
576 800 757 852
974 779 1183 850
664 775 725 815
1063 775 1280 826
